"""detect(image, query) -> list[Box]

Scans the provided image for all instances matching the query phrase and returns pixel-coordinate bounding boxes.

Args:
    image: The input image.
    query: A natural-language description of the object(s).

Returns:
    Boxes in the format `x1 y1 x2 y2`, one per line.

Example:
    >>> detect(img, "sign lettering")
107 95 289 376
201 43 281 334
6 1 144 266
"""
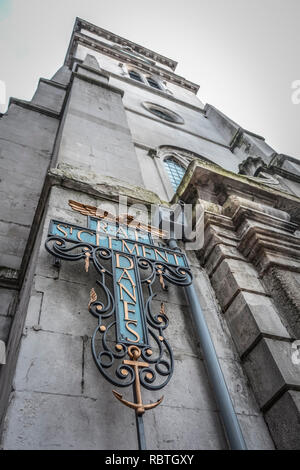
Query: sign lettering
49 219 187 268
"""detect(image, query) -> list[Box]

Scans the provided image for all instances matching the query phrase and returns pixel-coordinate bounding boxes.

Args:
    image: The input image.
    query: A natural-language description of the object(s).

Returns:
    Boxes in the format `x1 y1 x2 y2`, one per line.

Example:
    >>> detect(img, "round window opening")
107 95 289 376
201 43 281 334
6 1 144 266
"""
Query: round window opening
142 102 184 124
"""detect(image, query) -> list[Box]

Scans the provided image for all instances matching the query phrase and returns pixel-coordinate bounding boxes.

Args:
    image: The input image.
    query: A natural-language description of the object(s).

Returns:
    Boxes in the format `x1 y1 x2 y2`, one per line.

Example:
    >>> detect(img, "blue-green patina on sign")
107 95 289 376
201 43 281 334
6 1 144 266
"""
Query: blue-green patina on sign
49 219 187 268
113 251 147 345
48 218 188 347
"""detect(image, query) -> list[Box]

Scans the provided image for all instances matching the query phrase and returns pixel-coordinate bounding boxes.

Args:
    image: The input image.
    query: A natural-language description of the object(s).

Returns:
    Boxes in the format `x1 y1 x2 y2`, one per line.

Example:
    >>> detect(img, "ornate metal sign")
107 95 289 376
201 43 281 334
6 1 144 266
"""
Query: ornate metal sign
45 200 192 443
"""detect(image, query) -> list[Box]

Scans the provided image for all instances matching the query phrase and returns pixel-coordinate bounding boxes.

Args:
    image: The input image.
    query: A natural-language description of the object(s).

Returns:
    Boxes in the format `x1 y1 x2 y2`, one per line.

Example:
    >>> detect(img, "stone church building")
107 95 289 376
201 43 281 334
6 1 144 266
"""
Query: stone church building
0 17 300 450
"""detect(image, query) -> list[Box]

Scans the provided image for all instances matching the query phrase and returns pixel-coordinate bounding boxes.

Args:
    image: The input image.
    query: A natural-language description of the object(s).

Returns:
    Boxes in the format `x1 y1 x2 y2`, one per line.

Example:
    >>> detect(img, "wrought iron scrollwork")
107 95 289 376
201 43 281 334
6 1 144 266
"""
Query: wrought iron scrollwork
45 232 192 415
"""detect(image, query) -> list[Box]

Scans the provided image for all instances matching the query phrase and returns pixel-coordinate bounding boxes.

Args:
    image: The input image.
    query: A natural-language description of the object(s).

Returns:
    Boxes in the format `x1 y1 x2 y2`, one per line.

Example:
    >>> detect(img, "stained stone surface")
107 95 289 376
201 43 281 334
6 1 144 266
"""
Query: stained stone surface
1 188 274 449
2 18 294 450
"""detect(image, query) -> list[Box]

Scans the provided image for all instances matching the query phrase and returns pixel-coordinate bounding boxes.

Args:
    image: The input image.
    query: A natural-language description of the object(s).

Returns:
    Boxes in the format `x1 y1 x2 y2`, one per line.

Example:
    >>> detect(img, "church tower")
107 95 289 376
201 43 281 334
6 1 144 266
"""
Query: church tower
1 17 300 450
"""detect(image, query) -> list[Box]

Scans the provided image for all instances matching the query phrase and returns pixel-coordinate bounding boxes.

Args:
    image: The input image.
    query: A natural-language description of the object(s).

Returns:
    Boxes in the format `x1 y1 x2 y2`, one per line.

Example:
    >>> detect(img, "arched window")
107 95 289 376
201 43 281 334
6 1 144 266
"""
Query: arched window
163 157 186 191
146 76 161 90
129 70 144 83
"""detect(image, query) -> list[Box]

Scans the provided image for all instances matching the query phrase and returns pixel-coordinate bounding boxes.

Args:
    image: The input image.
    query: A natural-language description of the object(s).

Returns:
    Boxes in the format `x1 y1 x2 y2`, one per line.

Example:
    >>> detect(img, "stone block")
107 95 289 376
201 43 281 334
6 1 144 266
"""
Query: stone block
35 224 60 280
32 81 66 113
0 104 58 150
140 354 217 413
243 337 300 408
211 258 266 309
191 268 240 361
150 276 188 307
35 276 96 338
2 390 137 449
46 206 85 228
13 329 82 396
0 233 28 259
145 405 227 450
218 357 260 416
236 413 274 449
82 340 126 400
184 248 200 268
47 185 98 216
204 243 246 276
57 252 94 284
204 224 238 253
262 267 300 338
150 299 200 356
264 390 300 449
225 291 290 356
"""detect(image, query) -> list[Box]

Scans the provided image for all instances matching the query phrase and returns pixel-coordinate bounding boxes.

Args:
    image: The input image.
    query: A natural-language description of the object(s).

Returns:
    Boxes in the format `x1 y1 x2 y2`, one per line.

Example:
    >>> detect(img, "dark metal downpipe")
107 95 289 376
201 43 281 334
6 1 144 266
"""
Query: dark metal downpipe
168 237 247 450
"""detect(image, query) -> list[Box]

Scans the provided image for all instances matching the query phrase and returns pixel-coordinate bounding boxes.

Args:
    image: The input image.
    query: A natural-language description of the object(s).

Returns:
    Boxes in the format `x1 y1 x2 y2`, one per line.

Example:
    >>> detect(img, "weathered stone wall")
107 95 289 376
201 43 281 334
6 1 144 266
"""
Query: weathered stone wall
54 61 143 187
0 185 274 449
179 164 300 449
0 70 69 434
74 44 202 109
1 19 297 449
0 104 58 274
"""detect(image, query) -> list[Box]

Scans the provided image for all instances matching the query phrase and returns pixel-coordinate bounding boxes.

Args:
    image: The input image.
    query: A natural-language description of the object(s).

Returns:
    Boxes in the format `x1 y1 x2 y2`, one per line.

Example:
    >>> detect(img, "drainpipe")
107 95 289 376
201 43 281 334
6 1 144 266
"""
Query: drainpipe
167 235 247 450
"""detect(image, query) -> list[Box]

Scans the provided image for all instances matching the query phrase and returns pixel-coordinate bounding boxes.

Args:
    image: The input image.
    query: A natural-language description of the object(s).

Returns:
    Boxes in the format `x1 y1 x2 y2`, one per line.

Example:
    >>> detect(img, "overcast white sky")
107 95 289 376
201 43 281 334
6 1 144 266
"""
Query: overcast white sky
0 0 299 158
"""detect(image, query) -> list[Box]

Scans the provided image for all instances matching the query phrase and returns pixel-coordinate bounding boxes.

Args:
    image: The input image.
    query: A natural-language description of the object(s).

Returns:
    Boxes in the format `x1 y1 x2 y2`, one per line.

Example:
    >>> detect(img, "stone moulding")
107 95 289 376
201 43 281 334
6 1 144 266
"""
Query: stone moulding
64 17 200 93
7 98 61 120
175 159 300 449
176 160 300 221
48 163 166 207
71 17 178 71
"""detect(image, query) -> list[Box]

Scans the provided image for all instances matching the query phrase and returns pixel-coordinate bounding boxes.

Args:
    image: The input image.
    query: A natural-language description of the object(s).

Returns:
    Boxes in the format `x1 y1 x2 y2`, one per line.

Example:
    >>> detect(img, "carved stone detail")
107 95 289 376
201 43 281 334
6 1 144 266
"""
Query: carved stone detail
179 160 300 449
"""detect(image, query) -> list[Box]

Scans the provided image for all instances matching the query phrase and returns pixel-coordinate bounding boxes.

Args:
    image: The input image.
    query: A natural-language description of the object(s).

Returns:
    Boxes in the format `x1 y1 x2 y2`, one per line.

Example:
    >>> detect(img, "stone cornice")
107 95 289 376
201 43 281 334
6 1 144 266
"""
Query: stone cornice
66 31 199 93
177 160 300 223
231 205 297 234
240 228 300 263
72 17 178 71
8 98 61 119
74 62 110 79
233 206 300 275
269 166 300 184
244 238 300 275
240 153 300 184
39 78 68 90
48 163 166 207
203 211 236 233
200 199 300 276
177 162 300 277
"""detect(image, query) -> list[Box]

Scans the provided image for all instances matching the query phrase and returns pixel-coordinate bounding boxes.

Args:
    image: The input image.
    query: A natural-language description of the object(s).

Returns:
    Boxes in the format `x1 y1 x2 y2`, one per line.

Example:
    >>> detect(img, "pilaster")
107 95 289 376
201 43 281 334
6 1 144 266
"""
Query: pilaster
202 200 300 448
53 58 143 187
179 161 300 449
